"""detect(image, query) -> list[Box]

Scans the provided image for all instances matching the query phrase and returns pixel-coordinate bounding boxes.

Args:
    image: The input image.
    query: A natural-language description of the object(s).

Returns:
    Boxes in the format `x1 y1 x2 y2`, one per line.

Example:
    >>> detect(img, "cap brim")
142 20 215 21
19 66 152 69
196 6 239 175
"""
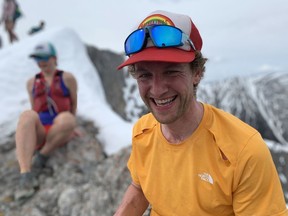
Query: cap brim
29 54 54 58
29 54 38 58
117 47 196 70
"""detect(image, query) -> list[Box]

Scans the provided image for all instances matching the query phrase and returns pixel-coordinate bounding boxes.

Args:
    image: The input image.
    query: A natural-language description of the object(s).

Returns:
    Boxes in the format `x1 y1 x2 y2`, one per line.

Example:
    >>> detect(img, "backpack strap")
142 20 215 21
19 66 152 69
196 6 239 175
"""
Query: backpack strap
35 72 42 79
56 70 64 77
32 72 45 98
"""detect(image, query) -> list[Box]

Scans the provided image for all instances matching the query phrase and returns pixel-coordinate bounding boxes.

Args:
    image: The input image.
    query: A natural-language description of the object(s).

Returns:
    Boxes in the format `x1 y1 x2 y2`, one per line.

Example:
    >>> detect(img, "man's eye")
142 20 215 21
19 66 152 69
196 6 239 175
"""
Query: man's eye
136 73 151 80
166 71 179 76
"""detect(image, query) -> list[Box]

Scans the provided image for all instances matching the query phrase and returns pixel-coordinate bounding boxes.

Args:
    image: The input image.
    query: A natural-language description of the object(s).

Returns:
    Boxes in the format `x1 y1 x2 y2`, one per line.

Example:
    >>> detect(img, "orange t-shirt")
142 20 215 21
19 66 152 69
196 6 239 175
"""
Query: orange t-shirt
128 103 287 216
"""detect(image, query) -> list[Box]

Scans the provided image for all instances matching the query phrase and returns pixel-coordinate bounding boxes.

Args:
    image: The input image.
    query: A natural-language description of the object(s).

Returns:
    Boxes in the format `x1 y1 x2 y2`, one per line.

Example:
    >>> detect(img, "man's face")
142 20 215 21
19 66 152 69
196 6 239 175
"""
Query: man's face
133 61 199 125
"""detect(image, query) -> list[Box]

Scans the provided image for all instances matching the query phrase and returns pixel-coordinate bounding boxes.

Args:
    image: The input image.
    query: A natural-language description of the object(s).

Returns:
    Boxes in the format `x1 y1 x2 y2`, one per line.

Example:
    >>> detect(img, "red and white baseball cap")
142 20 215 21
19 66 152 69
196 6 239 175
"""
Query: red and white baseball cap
117 10 203 69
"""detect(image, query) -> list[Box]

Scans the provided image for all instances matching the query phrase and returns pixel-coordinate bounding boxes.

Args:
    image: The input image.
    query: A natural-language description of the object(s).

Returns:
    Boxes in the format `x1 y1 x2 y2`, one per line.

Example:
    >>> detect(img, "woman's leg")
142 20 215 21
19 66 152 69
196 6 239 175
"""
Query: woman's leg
15 110 46 173
39 111 76 156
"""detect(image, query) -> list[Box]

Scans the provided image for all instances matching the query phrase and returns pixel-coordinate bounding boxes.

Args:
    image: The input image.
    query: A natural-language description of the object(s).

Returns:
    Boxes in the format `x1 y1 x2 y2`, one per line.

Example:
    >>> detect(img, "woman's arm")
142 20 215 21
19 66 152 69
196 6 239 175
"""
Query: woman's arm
63 72 78 115
26 77 35 109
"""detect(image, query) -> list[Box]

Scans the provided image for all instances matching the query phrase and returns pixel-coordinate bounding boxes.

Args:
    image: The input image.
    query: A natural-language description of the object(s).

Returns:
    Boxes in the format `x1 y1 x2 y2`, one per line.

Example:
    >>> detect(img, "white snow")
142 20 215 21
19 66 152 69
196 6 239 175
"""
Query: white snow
0 27 133 155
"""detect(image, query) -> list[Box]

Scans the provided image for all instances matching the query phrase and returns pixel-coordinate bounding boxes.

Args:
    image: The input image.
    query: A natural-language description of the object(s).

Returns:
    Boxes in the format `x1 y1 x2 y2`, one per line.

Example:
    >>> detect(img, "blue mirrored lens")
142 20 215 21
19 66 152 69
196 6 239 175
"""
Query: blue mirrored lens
124 25 189 56
34 56 50 62
150 25 182 47
125 29 146 55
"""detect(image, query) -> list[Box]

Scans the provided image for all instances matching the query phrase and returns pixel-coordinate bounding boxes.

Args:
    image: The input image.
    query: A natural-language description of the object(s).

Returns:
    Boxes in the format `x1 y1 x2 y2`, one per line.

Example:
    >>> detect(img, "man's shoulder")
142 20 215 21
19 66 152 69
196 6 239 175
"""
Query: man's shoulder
205 103 257 134
204 104 264 162
133 113 158 137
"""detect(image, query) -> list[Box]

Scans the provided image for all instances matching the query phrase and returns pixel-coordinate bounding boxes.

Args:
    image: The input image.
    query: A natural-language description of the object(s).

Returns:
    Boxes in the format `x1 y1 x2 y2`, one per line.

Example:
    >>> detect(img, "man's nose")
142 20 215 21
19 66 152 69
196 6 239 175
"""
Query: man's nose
150 75 168 96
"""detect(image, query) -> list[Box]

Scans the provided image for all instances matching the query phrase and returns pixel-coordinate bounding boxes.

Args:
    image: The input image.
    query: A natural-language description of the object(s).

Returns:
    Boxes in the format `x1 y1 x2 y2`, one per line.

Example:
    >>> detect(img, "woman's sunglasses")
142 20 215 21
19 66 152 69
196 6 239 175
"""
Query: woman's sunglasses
33 56 51 63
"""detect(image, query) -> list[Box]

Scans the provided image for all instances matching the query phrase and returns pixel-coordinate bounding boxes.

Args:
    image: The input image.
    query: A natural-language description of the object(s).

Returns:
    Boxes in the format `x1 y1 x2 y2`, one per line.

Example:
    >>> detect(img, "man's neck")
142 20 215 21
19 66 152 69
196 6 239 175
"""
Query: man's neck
161 101 204 144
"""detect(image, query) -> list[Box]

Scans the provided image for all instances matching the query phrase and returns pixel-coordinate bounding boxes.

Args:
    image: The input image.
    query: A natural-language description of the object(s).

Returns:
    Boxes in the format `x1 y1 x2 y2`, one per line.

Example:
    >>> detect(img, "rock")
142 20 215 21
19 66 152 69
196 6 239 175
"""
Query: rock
0 117 133 216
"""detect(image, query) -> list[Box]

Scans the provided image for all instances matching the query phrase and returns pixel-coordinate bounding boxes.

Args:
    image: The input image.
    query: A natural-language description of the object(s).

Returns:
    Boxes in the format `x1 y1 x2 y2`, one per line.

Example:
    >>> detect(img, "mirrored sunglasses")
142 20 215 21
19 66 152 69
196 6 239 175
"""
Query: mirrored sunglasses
124 25 196 56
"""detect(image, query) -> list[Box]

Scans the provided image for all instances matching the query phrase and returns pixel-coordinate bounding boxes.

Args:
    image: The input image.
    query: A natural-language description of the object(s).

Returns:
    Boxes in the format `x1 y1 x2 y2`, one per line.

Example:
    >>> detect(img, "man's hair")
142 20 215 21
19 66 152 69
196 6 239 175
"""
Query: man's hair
189 51 208 96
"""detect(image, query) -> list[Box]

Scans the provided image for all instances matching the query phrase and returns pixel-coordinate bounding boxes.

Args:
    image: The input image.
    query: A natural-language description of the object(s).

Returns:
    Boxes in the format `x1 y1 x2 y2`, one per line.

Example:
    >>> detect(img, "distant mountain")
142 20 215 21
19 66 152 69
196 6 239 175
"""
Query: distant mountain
199 73 288 145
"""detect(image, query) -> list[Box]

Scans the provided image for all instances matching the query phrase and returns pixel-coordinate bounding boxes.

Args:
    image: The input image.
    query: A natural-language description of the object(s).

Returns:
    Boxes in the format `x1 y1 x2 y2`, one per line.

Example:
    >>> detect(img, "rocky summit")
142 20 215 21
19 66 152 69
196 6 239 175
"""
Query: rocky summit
0 117 152 216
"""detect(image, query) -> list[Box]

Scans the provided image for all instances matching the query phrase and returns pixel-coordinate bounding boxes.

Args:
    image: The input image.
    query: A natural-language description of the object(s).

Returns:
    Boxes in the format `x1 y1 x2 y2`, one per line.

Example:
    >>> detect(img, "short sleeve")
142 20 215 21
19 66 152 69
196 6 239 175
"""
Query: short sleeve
233 133 288 215
127 142 140 186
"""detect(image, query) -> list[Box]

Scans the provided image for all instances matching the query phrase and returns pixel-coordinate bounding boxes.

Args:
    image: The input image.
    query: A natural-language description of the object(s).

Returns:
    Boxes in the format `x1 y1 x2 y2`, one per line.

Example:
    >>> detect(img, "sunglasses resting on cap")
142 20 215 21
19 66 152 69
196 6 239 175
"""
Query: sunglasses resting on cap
125 25 196 56
117 10 203 69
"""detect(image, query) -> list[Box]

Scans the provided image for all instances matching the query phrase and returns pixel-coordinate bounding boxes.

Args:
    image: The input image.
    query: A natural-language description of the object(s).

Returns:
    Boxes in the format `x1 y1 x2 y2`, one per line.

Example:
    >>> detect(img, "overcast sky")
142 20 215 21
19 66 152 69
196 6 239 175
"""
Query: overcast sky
1 0 288 81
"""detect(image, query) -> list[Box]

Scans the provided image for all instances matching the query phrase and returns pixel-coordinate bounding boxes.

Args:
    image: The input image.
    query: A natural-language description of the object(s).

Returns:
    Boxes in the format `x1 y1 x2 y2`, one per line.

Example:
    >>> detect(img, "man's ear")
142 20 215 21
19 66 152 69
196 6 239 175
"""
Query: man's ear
193 69 203 85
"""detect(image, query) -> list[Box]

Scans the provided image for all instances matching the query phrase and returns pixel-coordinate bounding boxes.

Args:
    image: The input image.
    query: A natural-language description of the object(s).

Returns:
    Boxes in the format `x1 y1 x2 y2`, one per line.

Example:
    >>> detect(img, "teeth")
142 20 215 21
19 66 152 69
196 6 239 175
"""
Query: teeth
154 97 174 106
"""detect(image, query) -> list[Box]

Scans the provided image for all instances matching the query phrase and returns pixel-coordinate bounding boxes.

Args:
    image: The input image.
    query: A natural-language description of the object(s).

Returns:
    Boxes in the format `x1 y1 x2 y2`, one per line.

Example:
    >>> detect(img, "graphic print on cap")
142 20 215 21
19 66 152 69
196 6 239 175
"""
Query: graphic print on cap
138 14 175 28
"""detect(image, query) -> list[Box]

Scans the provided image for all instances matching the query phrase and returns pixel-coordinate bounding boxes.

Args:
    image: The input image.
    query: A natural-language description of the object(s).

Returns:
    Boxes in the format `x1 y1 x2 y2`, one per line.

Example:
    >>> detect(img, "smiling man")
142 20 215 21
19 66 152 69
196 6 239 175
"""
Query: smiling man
114 10 288 216
14 42 78 200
